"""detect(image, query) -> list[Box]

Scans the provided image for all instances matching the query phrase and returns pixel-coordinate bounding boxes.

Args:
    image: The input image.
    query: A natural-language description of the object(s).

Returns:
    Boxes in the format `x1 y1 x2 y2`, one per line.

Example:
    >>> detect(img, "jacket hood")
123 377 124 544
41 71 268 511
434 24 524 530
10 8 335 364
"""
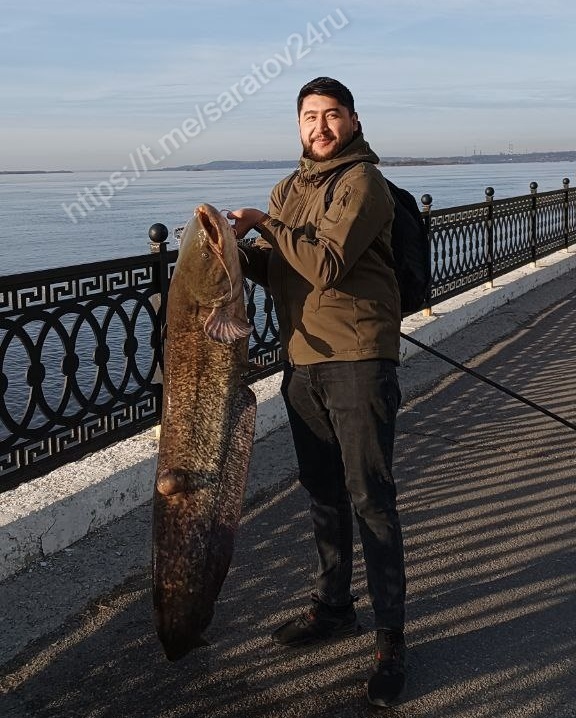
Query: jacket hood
298 132 380 182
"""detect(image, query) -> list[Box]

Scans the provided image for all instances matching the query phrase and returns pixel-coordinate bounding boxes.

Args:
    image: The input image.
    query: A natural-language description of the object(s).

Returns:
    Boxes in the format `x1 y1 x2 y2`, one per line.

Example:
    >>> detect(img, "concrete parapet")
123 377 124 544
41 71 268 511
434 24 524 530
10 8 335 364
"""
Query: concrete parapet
1 247 575 582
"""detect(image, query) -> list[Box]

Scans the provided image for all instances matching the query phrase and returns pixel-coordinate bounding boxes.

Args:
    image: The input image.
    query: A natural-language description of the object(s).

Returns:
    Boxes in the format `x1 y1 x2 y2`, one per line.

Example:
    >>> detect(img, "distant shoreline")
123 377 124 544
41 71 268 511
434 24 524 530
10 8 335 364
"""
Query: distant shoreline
0 170 73 175
2 150 575 175
160 151 576 172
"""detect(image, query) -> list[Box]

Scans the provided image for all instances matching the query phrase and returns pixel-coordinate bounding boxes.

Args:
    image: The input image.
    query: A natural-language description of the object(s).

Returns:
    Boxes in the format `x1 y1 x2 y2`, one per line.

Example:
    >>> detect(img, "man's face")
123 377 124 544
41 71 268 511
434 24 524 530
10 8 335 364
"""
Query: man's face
298 94 358 162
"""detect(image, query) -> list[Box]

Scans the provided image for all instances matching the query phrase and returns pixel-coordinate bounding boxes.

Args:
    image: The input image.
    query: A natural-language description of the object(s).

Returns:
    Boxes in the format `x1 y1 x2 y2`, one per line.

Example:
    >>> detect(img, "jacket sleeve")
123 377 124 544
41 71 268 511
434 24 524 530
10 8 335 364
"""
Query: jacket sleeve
235 172 297 288
255 165 394 290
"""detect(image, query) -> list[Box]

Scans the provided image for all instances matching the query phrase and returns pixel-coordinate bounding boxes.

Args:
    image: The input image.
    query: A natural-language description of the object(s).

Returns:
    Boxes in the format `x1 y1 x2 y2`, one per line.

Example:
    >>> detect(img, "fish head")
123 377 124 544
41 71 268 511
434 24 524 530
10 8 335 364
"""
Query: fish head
173 203 252 344
176 203 240 307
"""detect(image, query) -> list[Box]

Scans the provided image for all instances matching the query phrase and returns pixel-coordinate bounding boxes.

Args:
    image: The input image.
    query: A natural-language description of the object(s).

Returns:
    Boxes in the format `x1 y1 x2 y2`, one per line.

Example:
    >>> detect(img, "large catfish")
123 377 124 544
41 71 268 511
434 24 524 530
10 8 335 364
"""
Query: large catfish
152 203 257 661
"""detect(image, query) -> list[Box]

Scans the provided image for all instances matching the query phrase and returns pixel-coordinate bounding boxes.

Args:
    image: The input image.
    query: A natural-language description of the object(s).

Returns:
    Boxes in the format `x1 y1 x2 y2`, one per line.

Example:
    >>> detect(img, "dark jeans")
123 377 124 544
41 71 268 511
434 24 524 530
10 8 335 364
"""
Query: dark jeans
281 358 406 631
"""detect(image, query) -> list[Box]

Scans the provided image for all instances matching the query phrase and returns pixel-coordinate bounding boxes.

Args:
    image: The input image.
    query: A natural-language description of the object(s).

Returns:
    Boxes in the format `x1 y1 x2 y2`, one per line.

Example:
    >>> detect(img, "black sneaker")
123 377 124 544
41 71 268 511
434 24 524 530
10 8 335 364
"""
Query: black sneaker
367 629 406 707
271 595 360 647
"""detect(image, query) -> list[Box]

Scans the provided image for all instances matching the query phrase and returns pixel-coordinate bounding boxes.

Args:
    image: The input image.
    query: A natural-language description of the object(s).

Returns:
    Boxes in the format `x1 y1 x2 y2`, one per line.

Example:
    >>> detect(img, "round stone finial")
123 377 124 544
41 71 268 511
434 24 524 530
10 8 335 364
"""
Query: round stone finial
421 193 433 207
563 178 570 187
149 223 169 243
485 186 495 197
530 181 538 191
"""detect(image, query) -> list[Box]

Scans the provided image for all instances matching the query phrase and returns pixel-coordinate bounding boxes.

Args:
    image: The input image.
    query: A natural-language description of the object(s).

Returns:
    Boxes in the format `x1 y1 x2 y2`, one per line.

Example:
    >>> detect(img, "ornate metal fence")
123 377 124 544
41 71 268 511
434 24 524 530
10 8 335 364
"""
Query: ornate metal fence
429 179 576 302
1 180 575 490
0 252 169 489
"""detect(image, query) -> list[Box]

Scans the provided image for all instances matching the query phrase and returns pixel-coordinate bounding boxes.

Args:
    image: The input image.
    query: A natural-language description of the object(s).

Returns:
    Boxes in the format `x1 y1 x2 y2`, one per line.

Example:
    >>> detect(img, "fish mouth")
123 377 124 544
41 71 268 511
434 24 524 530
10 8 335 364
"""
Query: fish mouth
196 205 220 245
194 204 235 306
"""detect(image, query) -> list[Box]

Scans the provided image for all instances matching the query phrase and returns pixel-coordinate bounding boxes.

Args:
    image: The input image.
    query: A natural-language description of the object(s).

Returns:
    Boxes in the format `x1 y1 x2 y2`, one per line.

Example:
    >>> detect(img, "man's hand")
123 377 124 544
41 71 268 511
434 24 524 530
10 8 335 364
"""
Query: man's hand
227 208 266 240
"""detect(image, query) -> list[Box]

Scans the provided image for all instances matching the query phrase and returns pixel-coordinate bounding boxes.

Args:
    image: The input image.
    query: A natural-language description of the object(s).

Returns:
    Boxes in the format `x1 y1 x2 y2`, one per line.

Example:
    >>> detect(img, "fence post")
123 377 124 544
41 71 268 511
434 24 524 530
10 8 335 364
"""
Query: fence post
563 178 570 251
149 222 170 328
421 193 433 317
530 181 538 267
149 222 169 431
484 187 494 288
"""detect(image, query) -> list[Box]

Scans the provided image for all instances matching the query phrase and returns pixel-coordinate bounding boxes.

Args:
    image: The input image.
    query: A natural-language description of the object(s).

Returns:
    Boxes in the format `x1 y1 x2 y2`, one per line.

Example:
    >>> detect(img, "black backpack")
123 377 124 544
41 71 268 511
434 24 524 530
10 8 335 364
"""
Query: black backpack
285 163 432 315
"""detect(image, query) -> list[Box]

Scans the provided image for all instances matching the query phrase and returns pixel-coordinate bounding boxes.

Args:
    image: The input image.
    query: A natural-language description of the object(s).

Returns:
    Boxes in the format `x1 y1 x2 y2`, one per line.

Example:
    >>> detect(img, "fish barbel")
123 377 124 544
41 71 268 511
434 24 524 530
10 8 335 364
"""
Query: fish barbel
152 203 256 661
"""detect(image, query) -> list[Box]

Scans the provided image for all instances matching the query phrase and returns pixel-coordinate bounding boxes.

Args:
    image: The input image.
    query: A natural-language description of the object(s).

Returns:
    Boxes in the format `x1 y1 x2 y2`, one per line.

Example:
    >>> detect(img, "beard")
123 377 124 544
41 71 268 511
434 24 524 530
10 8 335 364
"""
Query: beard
301 129 354 162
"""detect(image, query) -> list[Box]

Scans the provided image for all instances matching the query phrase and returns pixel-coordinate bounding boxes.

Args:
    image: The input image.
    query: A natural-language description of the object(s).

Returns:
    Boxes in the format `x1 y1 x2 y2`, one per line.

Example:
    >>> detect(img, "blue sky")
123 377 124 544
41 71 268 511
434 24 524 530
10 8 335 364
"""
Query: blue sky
1 0 575 170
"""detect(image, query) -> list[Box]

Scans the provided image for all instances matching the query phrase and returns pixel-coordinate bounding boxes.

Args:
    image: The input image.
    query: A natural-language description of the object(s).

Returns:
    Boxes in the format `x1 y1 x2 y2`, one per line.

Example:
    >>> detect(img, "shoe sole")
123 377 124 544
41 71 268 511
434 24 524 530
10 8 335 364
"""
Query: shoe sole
272 621 362 648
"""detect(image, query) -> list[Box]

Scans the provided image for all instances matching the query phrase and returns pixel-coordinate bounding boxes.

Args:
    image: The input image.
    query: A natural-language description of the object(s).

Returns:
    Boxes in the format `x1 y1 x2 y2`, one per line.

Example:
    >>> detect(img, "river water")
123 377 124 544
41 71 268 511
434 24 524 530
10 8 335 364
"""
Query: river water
1 161 575 277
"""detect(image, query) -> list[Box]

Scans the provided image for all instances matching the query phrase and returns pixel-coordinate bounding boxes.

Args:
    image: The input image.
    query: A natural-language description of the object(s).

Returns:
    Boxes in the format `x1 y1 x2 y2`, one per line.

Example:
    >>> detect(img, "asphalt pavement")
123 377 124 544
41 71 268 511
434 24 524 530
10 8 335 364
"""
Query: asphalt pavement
1 272 575 718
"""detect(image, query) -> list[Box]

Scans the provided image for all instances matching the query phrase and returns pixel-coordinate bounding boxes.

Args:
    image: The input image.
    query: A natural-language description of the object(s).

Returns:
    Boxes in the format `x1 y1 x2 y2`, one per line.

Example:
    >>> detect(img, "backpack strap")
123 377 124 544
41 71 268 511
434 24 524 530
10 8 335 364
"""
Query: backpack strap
280 162 362 211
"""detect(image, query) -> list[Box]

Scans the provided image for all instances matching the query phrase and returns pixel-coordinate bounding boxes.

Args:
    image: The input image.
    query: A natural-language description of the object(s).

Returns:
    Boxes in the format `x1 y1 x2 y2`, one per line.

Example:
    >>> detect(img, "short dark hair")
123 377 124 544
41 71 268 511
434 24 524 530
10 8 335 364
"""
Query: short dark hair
297 77 355 116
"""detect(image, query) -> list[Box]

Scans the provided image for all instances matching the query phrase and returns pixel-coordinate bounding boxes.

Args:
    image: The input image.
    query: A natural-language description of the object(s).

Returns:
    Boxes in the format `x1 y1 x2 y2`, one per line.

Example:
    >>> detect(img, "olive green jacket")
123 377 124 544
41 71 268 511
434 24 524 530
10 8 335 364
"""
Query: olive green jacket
242 133 401 365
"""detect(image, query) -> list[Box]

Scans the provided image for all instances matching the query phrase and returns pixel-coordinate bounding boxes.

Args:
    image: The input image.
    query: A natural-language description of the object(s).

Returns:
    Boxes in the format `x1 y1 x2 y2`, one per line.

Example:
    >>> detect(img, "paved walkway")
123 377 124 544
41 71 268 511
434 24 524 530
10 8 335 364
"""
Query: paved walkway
1 275 575 718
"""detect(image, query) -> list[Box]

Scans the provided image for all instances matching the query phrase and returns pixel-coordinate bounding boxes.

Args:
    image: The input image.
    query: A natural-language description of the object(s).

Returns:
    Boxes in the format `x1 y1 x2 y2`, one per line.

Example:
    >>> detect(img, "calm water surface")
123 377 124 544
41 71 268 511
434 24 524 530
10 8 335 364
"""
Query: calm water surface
1 161 574 276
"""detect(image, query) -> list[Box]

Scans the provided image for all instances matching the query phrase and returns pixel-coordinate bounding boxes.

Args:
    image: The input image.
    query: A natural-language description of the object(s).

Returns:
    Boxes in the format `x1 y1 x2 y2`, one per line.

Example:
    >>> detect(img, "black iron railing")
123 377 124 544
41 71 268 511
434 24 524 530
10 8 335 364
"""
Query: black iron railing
0 252 168 490
428 179 576 302
1 180 575 490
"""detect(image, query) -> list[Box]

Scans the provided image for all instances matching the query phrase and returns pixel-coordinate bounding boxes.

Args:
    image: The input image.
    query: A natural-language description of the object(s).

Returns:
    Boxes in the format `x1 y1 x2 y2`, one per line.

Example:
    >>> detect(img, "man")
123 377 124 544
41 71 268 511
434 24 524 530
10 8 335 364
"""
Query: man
228 77 406 707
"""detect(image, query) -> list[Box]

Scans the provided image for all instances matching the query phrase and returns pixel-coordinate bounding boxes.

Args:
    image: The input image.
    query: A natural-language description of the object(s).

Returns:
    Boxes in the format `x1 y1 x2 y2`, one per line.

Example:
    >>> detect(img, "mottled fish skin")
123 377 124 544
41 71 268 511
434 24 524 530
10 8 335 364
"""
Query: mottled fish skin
152 203 257 661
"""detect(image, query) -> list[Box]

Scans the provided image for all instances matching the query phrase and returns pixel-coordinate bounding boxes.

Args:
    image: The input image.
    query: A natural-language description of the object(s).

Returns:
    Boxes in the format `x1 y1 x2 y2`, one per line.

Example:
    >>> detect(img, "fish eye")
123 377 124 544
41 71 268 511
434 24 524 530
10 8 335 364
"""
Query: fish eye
201 251 209 259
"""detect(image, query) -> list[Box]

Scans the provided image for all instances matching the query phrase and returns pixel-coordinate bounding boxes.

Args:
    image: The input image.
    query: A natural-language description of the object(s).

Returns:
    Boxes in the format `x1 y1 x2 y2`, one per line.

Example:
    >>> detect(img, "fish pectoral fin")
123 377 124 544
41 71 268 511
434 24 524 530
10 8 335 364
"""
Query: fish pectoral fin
156 468 187 496
204 306 252 345
155 468 216 497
